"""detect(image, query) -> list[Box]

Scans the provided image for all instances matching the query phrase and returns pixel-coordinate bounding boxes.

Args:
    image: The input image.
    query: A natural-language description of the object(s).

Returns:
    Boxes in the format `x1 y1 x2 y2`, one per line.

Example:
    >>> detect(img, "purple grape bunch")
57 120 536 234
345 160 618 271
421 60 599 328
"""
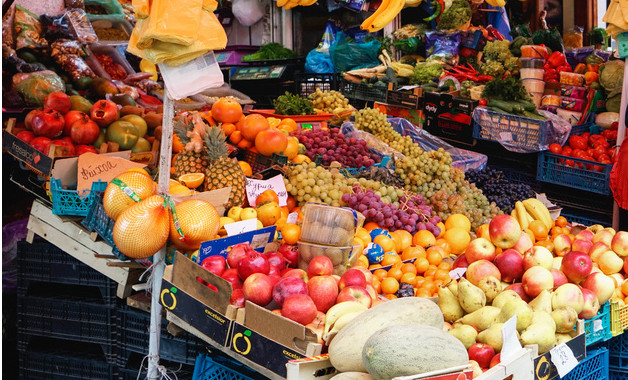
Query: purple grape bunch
292 128 381 168
341 184 441 236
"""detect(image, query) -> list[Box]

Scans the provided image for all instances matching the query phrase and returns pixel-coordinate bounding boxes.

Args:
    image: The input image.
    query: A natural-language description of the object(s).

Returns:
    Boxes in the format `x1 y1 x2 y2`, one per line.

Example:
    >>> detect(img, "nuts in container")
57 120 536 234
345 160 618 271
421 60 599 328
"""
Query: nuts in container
66 9 97 43
299 203 365 246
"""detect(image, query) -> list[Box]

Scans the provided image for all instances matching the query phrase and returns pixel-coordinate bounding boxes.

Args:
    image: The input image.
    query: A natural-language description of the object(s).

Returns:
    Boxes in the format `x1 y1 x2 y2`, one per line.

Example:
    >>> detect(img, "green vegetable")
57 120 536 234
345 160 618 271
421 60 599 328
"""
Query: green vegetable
504 56 520 75
483 40 512 62
513 100 537 112
480 60 505 77
532 28 564 53
393 24 428 40
489 99 514 113
273 92 314 115
242 43 297 62
605 93 621 113
409 62 443 85
482 76 531 102
460 80 475 98
386 67 398 87
522 111 546 120
436 0 471 31
509 36 533 57
599 60 624 93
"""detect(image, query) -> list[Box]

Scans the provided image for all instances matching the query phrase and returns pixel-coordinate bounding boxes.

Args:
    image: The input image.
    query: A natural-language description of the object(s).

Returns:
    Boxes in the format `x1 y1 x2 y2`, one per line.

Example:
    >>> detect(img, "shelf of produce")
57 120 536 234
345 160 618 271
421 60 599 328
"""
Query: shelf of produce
25 199 143 299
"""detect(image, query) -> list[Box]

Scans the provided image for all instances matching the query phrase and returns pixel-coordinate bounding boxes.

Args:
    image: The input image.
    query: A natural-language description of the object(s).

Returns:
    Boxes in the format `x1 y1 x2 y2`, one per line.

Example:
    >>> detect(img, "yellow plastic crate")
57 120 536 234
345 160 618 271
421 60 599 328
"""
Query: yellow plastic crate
610 299 628 337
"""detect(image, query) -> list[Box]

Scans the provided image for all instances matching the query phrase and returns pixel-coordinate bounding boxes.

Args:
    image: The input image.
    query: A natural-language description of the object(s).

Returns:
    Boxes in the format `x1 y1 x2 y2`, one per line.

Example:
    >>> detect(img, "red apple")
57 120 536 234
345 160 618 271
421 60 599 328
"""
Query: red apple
552 283 584 314
221 268 242 290
599 250 624 274
582 271 615 305
281 268 309 282
625 256 628 274
553 234 573 257
468 343 496 369
265 250 287 269
307 275 339 312
238 252 270 280
512 233 534 255
494 249 524 282
551 268 569 288
579 288 601 319
307 255 334 278
201 255 227 277
489 215 522 249
278 244 299 267
44 91 71 114
24 109 42 130
553 257 563 270
452 254 469 270
610 273 625 286
504 283 531 302
575 229 594 242
242 273 274 306
338 268 367 290
523 246 554 270
593 229 615 246
352 266 374 285
75 145 98 155
522 266 554 298
272 276 308 307
281 294 318 325
365 284 378 301
465 259 501 287
611 231 628 257
490 353 501 368
227 243 254 269
465 238 496 263
230 288 245 307
16 130 35 144
336 286 372 308
572 239 593 255
561 251 593 283
590 242 610 263
31 108 65 138
268 274 281 288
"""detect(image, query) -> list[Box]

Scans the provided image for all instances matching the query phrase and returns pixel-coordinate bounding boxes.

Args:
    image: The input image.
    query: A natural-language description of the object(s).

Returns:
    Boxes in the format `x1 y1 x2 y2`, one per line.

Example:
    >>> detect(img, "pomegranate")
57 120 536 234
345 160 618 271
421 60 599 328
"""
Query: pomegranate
16 131 35 144
64 110 87 135
278 244 299 267
43 91 71 114
237 251 270 280
265 251 287 269
220 268 242 290
230 288 246 307
50 139 76 156
75 145 98 156
201 255 227 277
31 109 65 138
24 109 42 130
226 243 254 269
90 99 119 127
29 137 52 154
69 115 100 145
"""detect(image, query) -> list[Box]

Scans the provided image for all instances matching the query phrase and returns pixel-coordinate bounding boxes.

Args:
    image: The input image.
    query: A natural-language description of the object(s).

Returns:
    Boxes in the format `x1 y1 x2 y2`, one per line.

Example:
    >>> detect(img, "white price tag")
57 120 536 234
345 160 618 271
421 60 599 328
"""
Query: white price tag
501 315 522 362
287 212 298 224
593 319 603 332
245 175 288 207
224 219 258 236
499 132 513 141
550 343 579 378
448 267 467 280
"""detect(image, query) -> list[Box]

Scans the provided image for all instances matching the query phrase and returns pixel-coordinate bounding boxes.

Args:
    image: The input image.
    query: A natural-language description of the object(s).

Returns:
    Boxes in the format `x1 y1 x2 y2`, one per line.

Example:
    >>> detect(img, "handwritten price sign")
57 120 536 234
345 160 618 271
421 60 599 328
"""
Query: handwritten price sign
550 343 578 378
245 175 288 207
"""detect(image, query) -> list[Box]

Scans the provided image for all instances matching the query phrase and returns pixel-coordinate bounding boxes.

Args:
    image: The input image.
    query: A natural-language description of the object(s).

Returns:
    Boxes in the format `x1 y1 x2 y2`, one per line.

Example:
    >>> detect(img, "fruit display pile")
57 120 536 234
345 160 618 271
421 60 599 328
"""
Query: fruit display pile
465 167 536 213
291 128 381 168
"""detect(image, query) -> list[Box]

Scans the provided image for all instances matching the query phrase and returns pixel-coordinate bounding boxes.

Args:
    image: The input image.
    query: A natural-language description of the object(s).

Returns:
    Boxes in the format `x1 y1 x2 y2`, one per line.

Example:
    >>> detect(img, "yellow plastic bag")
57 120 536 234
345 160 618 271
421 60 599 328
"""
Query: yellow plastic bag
131 0 150 19
136 0 203 49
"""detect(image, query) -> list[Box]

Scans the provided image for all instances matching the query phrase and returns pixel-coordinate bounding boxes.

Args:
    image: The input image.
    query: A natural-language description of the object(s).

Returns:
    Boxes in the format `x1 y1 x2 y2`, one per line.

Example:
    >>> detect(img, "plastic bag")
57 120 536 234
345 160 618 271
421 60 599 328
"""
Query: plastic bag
14 5 48 50
305 49 335 73
15 71 66 105
55 54 97 80
563 26 584 49
329 31 381 73
232 0 264 27
425 31 461 64
2 219 28 292
41 14 74 42
50 38 86 58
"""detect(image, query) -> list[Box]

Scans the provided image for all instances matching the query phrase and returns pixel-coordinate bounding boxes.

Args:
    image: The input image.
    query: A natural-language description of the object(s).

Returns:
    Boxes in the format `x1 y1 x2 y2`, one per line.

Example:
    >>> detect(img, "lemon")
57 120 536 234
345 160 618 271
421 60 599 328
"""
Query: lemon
140 59 158 81
257 220 264 229
219 216 235 235
240 208 257 220
178 172 205 189
227 206 243 221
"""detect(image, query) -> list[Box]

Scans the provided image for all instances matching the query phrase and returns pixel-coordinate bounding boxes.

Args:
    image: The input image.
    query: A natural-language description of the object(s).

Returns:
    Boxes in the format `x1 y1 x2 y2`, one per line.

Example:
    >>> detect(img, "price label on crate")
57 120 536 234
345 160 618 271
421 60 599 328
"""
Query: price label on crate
246 175 288 207
593 319 603 332
550 342 579 377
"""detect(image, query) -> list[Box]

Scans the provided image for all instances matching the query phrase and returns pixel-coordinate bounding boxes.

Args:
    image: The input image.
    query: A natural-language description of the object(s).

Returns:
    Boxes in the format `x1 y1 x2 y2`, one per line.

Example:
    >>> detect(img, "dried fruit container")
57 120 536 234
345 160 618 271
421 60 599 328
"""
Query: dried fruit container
299 203 365 246
520 68 544 80
521 45 549 59
520 58 544 69
86 44 135 81
88 17 133 45
297 241 360 275
560 72 586 86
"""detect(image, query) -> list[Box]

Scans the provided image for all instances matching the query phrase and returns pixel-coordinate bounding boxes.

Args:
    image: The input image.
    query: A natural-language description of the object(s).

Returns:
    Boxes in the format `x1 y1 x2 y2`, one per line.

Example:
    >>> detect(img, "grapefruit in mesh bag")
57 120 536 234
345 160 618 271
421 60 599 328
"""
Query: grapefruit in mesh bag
103 171 156 221
169 199 220 251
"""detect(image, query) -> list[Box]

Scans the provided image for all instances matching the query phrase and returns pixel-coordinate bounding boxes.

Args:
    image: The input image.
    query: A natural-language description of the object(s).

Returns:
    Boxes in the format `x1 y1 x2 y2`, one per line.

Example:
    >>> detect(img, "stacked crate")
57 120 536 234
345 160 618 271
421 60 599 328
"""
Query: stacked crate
608 332 628 380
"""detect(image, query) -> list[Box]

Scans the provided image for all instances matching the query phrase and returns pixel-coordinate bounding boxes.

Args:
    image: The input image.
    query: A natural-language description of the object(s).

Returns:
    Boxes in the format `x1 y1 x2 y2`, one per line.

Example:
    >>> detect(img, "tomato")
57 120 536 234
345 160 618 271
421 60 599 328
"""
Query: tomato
564 160 575 167
479 99 488 106
592 146 608 160
581 132 590 142
586 148 596 158
548 143 562 154
588 134 604 146
572 149 586 158
598 154 611 162
593 139 610 149
562 146 573 156
568 135 588 150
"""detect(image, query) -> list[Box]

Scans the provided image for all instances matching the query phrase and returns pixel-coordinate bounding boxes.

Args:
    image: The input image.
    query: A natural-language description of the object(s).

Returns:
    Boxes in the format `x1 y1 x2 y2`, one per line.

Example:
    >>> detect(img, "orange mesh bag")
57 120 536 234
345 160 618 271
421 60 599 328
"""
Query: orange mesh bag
169 199 220 251
102 171 156 221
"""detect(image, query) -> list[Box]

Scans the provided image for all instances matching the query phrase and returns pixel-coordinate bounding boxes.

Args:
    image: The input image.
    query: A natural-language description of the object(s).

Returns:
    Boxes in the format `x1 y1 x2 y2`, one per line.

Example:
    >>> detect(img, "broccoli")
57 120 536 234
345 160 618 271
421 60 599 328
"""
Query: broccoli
480 61 505 77
460 80 475 98
409 62 444 85
504 56 521 75
242 43 297 62
483 40 512 62
436 0 472 31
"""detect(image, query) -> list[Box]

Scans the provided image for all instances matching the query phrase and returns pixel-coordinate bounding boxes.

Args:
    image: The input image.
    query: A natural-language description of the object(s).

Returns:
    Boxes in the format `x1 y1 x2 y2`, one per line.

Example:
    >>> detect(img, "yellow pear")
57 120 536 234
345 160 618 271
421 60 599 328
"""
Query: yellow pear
448 324 478 349
478 276 502 303
520 323 556 354
438 286 464 323
492 289 521 309
550 306 578 333
477 322 505 352
528 290 553 314
461 306 501 331
457 278 486 314
497 299 533 332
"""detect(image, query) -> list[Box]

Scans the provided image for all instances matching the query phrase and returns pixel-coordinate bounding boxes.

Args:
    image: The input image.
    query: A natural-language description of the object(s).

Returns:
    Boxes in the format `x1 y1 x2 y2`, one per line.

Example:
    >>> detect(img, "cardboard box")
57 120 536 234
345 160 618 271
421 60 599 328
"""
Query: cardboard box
423 92 478 146
386 86 422 110
229 302 323 378
160 252 236 347
373 102 424 127
2 128 74 177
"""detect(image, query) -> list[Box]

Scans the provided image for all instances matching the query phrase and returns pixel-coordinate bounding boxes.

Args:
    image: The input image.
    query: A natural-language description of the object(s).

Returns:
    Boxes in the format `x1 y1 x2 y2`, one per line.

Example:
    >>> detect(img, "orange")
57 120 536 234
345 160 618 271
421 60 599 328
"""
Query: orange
292 154 311 164
435 269 451 282
424 265 438 278
237 138 253 149
445 214 471 233
535 240 554 253
427 245 447 260
381 277 400 294
401 262 417 275
281 223 300 245
433 238 451 255
415 276 425 288
364 222 381 232
356 229 372 244
436 222 446 238
380 252 402 267
415 257 429 274
400 272 417 286
416 288 431 298
384 294 398 300
555 216 568 228
413 229 436 248
443 227 470 255
524 228 536 243
438 261 452 271
387 267 403 281
374 235 396 253
561 227 571 235
621 280 628 297
550 226 563 236
278 118 298 132
427 250 443 266
372 278 381 293
282 137 299 160
401 246 426 261
229 130 243 145
373 269 388 281
528 220 549 241
369 263 382 270
391 230 413 252
357 254 369 268
221 122 236 137
237 161 253 177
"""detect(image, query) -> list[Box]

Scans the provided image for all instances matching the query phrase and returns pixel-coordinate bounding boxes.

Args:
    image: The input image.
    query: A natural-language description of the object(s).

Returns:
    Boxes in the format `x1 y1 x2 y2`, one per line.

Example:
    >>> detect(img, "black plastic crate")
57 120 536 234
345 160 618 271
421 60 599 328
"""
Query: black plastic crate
17 295 115 362
16 240 118 305
339 79 387 103
295 73 340 97
116 307 205 366
18 339 115 380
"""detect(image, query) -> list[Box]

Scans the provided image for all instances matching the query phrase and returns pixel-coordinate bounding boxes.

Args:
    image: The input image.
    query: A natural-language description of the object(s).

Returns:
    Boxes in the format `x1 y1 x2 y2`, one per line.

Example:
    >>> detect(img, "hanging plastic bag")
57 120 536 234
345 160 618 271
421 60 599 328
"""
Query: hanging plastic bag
329 31 381 73
425 31 461 64
305 49 335 73
232 0 264 26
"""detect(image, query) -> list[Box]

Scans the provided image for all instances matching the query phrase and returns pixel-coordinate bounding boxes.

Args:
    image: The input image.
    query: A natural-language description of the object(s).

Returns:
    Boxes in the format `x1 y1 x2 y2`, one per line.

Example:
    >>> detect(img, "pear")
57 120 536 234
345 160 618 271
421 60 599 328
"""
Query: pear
497 299 533 332
447 279 459 298
477 322 505 352
555 333 573 346
448 324 478 349
461 306 501 331
478 276 502 303
529 290 552 314
532 311 557 331
458 278 486 313
520 323 556 354
438 286 464 323
492 289 521 309
551 306 578 333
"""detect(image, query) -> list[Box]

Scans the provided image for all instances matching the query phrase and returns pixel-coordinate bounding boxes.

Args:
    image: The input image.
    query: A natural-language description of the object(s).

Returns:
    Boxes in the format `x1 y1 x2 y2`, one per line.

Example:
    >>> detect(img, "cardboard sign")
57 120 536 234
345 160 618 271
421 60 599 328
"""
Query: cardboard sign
197 226 276 263
76 152 145 191
224 219 258 236
245 175 287 207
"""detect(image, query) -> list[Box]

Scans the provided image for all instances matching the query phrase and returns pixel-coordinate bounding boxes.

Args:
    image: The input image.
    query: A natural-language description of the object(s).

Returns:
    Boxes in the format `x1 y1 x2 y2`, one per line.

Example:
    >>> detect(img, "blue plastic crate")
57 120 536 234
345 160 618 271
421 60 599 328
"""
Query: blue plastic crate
18 344 115 379
193 354 257 380
584 302 613 346
536 151 612 195
561 210 612 228
563 347 609 380
610 370 628 380
81 196 129 261
568 113 599 136
117 365 195 380
50 178 107 217
472 109 555 151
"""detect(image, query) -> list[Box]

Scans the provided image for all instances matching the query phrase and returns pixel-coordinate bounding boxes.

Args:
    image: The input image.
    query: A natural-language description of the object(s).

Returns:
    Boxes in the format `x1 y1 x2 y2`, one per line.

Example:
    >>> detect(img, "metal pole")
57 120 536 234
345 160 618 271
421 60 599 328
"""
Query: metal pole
147 84 175 379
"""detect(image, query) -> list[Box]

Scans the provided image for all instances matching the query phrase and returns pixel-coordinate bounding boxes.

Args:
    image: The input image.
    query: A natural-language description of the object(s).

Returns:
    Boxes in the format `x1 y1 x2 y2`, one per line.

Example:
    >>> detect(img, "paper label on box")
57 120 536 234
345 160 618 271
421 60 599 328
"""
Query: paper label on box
287 212 298 224
448 268 467 280
251 232 272 250
224 219 258 236
593 319 603 332
550 343 579 377
245 175 288 207
501 315 522 362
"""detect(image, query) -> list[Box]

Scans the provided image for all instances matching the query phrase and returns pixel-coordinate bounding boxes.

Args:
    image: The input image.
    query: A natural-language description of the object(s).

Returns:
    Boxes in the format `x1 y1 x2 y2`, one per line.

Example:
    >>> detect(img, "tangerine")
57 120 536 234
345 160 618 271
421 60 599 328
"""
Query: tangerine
401 263 417 275
364 222 381 232
381 277 400 294
373 235 396 253
415 257 429 274
444 227 470 255
427 250 443 266
621 280 628 297
400 272 417 286
401 246 426 261
529 220 549 241
220 122 236 137
391 230 413 252
387 267 403 281
445 214 471 233
281 223 300 245
380 253 402 267
415 288 431 298
357 254 369 268
238 161 253 177
413 230 436 248
555 216 568 228
229 130 243 145
373 269 388 281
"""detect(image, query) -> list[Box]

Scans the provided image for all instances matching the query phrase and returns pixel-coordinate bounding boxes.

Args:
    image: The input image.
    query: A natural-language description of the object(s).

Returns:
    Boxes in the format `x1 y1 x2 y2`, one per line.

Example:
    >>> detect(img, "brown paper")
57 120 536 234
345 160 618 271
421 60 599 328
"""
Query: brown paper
76 152 146 191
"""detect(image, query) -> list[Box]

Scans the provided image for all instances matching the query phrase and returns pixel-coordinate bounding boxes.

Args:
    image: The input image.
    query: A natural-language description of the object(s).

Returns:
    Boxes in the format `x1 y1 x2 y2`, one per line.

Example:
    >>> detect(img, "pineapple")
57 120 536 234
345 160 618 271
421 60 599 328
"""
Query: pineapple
203 125 247 209
172 115 209 177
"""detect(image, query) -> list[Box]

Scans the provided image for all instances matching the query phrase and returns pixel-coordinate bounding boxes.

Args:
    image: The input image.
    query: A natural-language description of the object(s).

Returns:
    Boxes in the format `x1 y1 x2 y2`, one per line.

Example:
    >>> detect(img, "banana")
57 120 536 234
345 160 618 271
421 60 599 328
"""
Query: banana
323 309 365 342
368 0 405 32
323 301 368 338
298 0 318 6
361 0 392 31
515 201 529 230
404 0 423 7
486 0 505 7
511 208 518 220
276 0 289 7
522 198 552 230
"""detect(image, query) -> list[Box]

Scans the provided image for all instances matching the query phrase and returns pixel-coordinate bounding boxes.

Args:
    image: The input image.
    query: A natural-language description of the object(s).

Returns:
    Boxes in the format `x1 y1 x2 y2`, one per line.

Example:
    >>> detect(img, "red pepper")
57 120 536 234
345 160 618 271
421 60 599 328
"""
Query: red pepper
574 63 586 74
547 51 567 68
557 63 572 73
587 63 600 73
478 99 487 106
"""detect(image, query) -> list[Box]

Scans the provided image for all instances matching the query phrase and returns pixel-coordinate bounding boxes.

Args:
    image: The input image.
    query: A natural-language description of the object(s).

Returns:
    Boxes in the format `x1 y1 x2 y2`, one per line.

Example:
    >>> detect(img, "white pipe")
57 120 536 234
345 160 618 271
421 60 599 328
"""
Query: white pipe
612 57 628 230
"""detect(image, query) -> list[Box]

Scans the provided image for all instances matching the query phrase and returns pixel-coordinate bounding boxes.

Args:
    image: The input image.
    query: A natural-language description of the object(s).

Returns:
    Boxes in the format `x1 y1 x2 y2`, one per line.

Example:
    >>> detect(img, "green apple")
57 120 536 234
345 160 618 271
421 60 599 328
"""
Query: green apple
120 114 148 137
94 129 106 149
69 95 93 113
106 121 139 150
131 137 152 153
